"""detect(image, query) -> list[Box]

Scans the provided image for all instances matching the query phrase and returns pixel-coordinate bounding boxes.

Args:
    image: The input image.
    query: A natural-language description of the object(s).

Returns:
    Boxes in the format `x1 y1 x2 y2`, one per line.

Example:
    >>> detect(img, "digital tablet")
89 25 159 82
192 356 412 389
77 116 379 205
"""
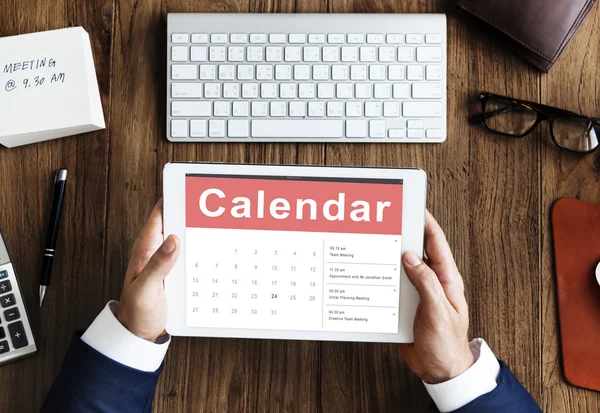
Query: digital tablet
163 163 426 343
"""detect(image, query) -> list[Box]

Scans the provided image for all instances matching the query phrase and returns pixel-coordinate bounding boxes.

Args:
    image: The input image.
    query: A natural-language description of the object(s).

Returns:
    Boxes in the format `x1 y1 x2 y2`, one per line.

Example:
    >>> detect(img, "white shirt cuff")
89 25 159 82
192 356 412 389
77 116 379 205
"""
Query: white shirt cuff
423 338 501 413
81 301 170 372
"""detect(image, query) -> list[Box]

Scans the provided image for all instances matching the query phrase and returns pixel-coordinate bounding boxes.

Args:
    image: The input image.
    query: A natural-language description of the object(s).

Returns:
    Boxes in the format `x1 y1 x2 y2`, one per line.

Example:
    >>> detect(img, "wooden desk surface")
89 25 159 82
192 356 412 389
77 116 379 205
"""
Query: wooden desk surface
1 1 599 412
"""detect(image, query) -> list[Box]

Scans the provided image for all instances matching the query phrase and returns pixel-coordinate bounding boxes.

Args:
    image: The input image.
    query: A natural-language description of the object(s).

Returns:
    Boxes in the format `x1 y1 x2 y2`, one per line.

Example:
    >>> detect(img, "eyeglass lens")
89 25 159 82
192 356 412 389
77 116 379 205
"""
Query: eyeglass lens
552 116 599 153
483 98 537 136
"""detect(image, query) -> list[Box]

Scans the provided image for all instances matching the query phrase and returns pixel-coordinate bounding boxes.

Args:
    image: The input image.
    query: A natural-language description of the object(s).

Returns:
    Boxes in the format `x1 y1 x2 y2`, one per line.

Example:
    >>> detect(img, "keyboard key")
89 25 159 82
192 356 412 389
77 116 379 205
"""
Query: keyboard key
365 102 381 117
308 102 325 117
412 82 443 98
230 33 247 43
1 293 15 308
199 64 216 79
317 83 334 99
209 46 226 62
251 120 343 138
171 46 188 62
171 101 211 117
322 47 339 62
190 120 207 137
426 129 443 138
237 65 254 80
388 65 405 80
403 102 442 117
269 33 286 44
393 83 410 99
327 102 343 117
204 83 221 98
228 46 245 62
0 340 8 354
211 33 228 43
406 34 423 44
0 327 4 339
289 102 306 117
171 33 188 44
270 101 287 117
346 101 362 117
303 47 320 62
191 33 208 43
313 65 329 80
407 65 424 80
250 34 267 43
266 46 283 62
308 34 325 44
209 120 226 137
298 83 315 98
331 65 349 80
426 65 443 80
407 120 424 129
171 65 197 80
397 47 414 62
388 128 406 138
379 47 395 62
294 65 311 80
369 120 386 137
0 270 7 280
171 120 188 138
284 46 302 62
346 120 368 138
232 101 249 117
374 84 391 99
261 83 277 98
367 34 384 44
328 34 345 44
0 280 11 294
348 34 365 44
219 65 236 80
252 101 268 116
190 46 208 62
355 83 372 99
336 83 353 98
8 321 28 349
383 102 400 117
242 83 259 98
280 83 296 98
408 129 424 138
247 47 263 62
289 34 306 44
213 101 230 117
228 120 249 137
369 65 386 80
223 83 240 98
256 65 273 80
341 47 358 62
275 65 292 80
417 47 442 62
359 46 376 62
386 34 404 44
350 65 367 80
425 34 442 44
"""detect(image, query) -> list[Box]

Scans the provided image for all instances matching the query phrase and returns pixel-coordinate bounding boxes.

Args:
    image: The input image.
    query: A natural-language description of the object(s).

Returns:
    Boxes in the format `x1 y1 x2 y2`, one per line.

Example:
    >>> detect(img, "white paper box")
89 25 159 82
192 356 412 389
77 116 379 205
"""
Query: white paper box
0 27 105 148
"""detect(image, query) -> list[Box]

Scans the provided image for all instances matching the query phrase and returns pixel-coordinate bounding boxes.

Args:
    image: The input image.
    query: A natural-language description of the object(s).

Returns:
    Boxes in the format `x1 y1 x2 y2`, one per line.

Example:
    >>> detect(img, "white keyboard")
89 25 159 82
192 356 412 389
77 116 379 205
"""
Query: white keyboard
167 13 447 143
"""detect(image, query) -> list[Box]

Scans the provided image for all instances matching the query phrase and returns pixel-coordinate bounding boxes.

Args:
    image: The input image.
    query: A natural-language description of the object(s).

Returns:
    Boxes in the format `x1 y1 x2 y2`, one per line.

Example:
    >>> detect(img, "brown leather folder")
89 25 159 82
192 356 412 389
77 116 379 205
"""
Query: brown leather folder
552 198 600 391
456 0 598 72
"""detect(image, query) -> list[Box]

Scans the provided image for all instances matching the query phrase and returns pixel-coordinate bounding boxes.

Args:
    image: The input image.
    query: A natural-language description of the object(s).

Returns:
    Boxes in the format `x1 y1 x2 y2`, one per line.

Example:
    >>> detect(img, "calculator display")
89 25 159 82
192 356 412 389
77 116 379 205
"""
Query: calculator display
185 175 404 334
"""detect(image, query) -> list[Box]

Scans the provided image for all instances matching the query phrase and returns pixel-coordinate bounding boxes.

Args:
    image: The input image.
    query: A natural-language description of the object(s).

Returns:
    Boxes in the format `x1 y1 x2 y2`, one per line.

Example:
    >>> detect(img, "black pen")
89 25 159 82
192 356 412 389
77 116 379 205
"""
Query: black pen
39 169 67 307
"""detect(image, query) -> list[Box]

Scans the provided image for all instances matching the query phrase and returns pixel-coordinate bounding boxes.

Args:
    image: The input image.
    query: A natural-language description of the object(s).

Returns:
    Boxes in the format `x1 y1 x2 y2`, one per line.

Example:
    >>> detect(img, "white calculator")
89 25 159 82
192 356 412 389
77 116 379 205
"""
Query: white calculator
0 230 37 365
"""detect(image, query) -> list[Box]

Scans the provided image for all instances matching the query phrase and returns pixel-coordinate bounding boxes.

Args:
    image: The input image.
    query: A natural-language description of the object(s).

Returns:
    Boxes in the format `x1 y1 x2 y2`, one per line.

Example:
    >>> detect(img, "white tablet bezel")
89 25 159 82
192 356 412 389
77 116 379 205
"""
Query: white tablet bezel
163 162 426 343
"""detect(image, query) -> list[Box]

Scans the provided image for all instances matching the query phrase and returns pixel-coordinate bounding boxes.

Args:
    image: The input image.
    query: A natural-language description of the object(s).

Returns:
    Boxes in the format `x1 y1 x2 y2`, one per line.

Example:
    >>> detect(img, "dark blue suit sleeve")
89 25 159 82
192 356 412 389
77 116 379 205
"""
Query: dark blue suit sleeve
449 361 541 413
41 332 162 413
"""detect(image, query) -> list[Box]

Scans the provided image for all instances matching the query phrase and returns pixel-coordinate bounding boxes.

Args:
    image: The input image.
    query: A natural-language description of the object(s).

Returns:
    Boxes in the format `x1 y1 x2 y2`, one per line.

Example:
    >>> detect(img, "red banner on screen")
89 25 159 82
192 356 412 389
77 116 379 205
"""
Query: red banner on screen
185 176 403 235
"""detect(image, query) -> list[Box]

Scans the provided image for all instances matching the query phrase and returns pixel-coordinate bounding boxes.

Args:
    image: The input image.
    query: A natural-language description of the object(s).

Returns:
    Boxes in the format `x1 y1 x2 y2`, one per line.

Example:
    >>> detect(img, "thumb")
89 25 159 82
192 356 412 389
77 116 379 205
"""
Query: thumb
138 235 180 282
402 251 445 308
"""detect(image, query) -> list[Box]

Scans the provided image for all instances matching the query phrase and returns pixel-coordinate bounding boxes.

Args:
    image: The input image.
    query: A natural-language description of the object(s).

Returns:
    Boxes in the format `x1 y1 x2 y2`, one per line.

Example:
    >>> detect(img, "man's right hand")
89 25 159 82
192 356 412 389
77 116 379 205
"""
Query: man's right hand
399 211 475 384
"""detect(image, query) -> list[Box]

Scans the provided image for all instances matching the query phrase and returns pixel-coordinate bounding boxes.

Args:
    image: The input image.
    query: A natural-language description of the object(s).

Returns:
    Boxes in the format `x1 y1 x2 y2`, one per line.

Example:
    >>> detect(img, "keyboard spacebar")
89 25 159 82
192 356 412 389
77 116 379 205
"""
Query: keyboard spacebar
252 120 343 138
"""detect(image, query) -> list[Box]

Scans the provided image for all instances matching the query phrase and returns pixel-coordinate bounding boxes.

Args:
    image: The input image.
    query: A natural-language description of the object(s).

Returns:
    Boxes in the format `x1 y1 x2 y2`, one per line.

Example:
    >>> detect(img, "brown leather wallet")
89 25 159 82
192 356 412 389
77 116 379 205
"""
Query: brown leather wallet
456 0 598 72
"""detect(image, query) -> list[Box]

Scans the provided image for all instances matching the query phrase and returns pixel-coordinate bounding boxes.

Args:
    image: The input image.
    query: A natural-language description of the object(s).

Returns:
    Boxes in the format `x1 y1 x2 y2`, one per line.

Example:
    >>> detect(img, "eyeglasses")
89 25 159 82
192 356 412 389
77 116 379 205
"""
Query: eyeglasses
470 92 600 154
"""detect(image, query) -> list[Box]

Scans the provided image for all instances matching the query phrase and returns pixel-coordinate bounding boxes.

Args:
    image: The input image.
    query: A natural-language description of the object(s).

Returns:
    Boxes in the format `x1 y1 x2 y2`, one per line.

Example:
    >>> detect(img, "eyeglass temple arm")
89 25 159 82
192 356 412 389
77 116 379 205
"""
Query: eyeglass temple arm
469 107 513 124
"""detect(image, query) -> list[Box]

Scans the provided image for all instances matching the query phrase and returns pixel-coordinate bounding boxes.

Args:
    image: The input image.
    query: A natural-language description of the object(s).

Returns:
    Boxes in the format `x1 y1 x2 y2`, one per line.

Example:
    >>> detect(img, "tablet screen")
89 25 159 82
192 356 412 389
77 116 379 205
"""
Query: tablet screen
185 174 404 334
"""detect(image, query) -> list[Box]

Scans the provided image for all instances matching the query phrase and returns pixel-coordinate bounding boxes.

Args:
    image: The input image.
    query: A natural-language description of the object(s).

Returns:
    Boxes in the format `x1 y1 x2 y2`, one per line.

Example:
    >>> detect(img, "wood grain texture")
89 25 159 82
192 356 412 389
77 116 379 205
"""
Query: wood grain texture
0 0 599 411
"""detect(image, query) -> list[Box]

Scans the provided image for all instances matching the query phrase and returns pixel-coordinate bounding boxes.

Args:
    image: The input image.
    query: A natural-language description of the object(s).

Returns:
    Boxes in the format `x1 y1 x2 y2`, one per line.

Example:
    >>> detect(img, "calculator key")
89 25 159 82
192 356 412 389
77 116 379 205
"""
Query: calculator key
171 33 189 44
0 327 4 339
4 307 19 322
0 340 8 354
8 321 28 349
1 293 15 308
0 280 11 294
0 270 7 280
